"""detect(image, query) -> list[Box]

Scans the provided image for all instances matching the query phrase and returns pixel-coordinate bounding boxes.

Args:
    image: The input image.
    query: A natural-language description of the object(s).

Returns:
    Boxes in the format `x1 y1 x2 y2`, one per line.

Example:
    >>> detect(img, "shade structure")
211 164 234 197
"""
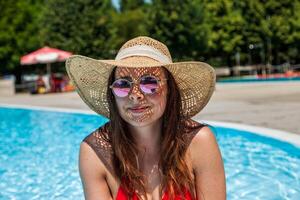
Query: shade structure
20 46 72 74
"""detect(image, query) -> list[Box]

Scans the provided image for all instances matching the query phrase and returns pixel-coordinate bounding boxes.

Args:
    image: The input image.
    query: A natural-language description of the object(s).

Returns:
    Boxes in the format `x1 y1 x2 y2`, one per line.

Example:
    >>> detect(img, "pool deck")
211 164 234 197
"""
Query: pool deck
0 81 299 135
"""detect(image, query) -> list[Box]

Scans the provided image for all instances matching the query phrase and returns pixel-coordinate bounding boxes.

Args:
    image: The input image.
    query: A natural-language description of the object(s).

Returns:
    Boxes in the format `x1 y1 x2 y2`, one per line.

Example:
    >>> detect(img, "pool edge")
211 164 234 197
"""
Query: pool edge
0 103 96 115
202 120 300 147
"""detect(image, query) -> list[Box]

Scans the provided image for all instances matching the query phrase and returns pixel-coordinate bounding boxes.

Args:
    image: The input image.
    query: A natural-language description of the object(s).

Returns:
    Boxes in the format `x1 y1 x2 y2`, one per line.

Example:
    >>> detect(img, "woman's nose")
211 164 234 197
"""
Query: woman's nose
129 83 144 101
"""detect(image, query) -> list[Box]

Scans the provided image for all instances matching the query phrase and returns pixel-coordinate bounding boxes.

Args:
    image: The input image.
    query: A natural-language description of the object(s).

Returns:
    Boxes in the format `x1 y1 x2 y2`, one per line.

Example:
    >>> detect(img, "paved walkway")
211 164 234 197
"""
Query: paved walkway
1 82 299 134
195 82 300 134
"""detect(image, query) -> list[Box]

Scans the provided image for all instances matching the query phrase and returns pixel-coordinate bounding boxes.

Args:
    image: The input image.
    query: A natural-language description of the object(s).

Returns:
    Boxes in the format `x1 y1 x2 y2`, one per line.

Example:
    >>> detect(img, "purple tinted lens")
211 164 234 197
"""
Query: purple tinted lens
140 76 159 94
112 79 131 97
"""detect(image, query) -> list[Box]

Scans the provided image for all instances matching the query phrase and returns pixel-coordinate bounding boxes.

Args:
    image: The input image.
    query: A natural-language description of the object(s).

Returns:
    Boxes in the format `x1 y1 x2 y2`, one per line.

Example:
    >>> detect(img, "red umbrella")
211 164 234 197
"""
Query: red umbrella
20 46 72 74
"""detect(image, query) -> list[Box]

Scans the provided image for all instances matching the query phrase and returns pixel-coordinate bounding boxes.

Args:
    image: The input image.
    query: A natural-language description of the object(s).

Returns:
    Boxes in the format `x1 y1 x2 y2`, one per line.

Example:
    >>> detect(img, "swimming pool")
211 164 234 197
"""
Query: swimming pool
0 107 299 200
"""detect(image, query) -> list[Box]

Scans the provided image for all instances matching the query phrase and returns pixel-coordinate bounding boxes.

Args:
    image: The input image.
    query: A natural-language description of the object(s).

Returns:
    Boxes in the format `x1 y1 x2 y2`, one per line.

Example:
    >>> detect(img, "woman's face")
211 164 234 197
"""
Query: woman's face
113 67 168 127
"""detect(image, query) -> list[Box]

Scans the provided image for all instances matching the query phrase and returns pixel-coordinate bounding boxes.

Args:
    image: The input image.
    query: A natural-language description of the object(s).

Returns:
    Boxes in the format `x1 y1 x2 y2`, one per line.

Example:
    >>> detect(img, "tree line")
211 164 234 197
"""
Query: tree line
1 0 300 75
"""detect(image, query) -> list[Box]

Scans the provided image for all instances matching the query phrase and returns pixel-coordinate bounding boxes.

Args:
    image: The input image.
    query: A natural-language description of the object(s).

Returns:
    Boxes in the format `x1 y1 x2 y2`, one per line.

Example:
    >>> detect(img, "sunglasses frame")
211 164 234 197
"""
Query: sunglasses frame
110 75 168 97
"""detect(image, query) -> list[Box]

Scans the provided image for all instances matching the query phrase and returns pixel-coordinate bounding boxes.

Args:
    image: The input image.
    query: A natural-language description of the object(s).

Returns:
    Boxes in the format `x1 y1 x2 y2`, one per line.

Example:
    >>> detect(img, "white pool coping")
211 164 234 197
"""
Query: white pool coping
0 103 96 115
201 120 300 147
1 103 300 147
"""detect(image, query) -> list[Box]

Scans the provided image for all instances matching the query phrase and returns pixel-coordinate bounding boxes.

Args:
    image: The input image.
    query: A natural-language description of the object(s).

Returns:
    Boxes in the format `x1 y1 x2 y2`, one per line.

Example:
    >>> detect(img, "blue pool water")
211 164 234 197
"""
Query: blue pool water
0 107 299 200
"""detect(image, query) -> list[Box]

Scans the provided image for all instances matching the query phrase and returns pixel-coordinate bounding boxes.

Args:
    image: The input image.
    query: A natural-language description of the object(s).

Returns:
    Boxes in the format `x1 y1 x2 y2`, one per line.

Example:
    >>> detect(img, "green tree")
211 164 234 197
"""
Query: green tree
1 0 300 76
120 0 145 12
205 0 246 67
0 0 43 74
41 0 116 59
263 0 300 64
148 0 209 62
287 1 300 64
110 0 150 51
238 0 300 65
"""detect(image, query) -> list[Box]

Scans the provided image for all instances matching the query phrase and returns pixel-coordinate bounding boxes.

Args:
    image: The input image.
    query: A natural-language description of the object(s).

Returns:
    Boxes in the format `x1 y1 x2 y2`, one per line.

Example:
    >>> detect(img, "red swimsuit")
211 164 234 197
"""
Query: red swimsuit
116 184 193 200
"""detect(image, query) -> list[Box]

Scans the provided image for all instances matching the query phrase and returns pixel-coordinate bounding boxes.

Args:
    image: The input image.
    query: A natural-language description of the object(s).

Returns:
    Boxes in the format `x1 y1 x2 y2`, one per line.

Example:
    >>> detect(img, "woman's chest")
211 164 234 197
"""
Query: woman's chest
106 174 162 199
105 158 195 199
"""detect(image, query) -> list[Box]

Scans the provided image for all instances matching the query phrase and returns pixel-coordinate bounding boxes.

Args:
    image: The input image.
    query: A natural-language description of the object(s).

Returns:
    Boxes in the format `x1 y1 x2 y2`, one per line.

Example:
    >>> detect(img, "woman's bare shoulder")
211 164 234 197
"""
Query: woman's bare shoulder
79 141 114 199
79 123 115 199
79 124 112 175
187 125 226 199
188 125 223 171
81 122 114 174
79 141 106 176
189 125 216 147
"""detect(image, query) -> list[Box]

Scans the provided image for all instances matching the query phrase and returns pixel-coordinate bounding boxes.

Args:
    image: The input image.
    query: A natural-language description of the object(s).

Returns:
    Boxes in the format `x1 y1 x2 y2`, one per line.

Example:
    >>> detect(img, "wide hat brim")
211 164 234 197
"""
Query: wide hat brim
66 55 216 118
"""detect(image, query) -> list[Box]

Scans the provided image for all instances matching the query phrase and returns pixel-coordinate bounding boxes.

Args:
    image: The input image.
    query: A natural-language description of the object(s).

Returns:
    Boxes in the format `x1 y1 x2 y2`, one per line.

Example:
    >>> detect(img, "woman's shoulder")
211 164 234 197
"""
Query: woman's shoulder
184 120 221 170
182 119 207 145
188 124 216 150
81 122 114 174
83 122 112 146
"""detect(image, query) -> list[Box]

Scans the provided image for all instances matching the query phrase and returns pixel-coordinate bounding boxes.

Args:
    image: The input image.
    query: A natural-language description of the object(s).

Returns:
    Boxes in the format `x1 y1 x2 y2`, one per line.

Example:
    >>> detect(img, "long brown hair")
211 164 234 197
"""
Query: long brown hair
107 66 199 199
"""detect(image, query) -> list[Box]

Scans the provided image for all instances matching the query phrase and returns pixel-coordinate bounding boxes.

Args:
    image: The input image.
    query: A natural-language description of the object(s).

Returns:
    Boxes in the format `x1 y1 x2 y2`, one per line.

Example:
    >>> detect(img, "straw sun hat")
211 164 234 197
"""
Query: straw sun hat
66 36 215 118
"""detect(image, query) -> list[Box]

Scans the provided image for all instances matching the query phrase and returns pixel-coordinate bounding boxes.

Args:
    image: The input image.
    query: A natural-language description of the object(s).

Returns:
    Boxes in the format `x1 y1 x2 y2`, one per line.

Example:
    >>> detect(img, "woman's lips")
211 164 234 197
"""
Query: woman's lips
128 106 150 113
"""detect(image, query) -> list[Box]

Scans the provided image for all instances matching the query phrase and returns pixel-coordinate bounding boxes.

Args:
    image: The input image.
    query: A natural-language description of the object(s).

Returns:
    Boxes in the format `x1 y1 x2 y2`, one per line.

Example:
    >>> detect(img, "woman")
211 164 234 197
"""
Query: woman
66 36 226 200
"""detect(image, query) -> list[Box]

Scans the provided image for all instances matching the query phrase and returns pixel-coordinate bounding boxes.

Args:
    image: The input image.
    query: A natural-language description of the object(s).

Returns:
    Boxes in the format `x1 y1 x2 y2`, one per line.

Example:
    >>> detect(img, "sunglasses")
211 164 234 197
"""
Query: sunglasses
110 75 167 97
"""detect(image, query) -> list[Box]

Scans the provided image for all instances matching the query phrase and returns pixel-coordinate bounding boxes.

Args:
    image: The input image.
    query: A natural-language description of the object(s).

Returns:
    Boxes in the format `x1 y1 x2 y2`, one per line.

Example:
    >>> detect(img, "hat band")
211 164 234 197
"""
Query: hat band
115 45 172 64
